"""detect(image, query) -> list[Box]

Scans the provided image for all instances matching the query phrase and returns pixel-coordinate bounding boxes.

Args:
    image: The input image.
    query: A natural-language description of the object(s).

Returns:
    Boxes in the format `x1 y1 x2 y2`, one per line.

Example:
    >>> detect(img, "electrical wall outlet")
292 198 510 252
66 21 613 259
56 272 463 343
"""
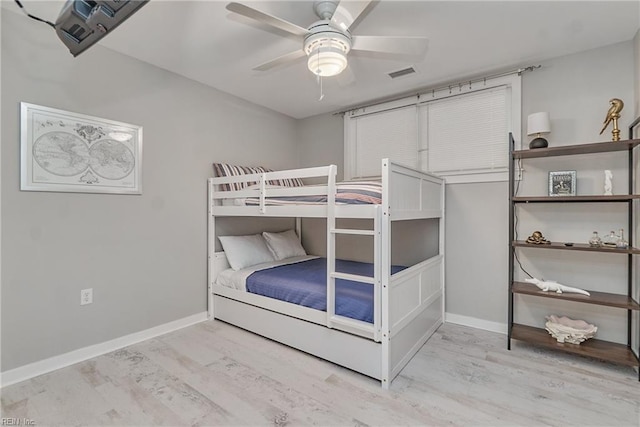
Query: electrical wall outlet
80 288 93 305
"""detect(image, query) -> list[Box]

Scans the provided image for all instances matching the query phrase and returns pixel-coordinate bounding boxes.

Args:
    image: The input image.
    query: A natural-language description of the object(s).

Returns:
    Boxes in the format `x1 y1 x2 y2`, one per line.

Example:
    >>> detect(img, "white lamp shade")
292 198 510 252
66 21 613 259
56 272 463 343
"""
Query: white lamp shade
307 47 347 77
527 112 551 136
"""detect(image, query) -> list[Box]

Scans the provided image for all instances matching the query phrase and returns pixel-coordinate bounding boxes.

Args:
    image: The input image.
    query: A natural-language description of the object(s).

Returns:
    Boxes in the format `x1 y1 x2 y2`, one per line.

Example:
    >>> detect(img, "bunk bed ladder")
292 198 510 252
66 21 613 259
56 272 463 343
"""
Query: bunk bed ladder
327 226 381 340
325 165 379 339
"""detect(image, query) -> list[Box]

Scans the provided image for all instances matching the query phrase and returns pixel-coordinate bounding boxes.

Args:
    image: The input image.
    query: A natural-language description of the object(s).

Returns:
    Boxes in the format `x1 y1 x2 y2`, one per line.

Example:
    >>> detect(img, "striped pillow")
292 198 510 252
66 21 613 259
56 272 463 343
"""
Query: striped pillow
213 163 304 191
267 174 305 189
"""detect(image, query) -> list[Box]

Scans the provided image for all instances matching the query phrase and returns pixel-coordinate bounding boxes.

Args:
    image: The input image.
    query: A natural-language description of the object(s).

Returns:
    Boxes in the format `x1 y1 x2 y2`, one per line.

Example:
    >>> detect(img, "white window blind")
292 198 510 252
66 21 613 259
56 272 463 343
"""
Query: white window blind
353 106 417 178
344 75 520 183
419 87 509 175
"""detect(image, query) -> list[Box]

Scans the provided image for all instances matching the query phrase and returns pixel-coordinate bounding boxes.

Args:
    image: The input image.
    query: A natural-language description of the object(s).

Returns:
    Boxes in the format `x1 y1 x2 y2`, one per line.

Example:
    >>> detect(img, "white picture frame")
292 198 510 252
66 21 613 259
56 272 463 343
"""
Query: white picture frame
20 102 142 194
548 170 576 196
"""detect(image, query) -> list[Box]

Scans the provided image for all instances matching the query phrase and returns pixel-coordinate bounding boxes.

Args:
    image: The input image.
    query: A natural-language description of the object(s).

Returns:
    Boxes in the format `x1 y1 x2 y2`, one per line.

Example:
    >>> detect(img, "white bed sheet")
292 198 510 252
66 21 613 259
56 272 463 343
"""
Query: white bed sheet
216 255 319 291
220 183 282 206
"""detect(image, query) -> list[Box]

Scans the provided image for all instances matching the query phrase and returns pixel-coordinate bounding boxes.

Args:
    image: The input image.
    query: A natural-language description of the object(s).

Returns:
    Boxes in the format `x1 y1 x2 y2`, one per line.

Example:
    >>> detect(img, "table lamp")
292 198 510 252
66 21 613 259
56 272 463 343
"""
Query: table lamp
527 112 551 149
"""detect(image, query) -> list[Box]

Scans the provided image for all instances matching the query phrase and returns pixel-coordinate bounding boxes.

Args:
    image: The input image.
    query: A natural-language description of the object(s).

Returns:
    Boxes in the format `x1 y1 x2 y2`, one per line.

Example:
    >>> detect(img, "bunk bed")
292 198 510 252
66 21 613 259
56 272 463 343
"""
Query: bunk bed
207 159 445 388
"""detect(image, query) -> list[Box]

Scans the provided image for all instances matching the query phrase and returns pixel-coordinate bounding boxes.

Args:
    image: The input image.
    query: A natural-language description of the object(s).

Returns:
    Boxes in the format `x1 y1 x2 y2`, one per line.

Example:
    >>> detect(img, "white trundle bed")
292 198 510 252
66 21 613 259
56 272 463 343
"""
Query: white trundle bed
207 159 445 388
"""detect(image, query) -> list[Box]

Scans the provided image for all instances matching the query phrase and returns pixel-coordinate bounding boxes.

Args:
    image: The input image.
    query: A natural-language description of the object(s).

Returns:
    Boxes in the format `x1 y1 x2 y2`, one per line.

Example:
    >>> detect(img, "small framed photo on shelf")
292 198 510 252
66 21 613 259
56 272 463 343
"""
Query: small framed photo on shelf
549 170 576 196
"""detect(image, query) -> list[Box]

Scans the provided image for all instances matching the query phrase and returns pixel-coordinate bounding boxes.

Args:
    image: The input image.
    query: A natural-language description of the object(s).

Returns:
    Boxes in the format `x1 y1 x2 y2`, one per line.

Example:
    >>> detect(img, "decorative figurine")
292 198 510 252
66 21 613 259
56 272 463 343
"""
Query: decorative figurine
604 170 613 195
524 278 591 296
588 231 602 247
599 98 624 141
526 230 551 245
545 315 597 344
602 230 619 247
616 228 628 249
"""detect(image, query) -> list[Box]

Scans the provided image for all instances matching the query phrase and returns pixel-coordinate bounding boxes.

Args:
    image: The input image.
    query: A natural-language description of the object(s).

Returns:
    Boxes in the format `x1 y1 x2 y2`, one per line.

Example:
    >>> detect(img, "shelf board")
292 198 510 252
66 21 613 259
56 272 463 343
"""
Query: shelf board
512 282 640 310
513 139 640 159
510 324 640 367
512 195 640 203
513 240 640 255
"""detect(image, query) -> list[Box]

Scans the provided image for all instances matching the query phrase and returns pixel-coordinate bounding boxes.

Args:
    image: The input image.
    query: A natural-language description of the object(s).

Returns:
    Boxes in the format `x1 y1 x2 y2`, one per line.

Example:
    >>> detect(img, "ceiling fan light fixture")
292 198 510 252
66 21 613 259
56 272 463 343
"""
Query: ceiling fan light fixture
304 29 351 77
307 46 348 76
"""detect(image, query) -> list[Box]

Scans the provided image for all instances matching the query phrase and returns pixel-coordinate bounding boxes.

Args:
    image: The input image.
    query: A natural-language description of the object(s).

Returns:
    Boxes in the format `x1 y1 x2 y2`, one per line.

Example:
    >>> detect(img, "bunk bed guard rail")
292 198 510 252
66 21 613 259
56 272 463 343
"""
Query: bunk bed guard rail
209 165 338 214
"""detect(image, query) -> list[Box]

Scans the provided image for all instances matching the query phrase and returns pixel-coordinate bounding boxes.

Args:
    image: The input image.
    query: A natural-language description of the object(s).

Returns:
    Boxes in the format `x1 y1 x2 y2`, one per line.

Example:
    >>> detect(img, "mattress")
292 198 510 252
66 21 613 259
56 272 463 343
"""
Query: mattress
222 181 382 206
217 256 406 323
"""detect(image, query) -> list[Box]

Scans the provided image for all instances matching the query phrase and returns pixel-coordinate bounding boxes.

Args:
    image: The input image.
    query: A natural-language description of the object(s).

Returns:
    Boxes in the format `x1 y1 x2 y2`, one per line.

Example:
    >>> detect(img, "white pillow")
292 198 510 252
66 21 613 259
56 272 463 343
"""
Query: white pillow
263 229 307 260
218 234 275 271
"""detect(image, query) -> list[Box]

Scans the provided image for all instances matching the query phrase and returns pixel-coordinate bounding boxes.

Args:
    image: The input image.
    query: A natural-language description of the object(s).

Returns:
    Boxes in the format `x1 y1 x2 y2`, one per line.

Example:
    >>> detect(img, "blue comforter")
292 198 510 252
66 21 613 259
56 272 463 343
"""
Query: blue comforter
246 258 406 323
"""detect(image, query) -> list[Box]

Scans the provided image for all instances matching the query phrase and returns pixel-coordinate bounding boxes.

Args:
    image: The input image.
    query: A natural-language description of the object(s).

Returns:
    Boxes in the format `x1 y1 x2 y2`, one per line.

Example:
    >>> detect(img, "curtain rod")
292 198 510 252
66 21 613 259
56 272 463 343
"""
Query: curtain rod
333 64 541 116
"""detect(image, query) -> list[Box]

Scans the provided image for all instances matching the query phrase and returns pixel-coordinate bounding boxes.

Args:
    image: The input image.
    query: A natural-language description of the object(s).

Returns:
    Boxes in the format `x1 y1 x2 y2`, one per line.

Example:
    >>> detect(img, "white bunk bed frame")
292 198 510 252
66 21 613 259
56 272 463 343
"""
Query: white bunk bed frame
207 159 445 389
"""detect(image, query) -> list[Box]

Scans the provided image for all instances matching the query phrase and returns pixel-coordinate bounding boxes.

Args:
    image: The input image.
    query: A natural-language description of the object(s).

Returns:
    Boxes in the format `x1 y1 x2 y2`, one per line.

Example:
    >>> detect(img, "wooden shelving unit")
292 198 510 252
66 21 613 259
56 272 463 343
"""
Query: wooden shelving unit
508 134 640 379
513 139 640 159
512 240 640 255
511 324 639 367
513 195 640 203
512 282 640 310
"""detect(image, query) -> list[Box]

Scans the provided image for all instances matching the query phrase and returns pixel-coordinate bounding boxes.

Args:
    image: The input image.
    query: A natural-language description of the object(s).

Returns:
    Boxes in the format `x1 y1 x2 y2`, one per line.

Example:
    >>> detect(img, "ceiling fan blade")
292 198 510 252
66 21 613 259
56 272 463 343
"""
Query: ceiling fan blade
351 36 429 56
226 2 308 37
253 49 307 72
331 0 372 31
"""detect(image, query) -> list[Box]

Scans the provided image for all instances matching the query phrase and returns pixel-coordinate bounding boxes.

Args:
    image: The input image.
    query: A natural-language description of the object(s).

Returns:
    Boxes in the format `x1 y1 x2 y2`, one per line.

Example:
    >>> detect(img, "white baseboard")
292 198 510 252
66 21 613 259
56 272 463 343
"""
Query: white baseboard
445 312 507 335
0 312 207 388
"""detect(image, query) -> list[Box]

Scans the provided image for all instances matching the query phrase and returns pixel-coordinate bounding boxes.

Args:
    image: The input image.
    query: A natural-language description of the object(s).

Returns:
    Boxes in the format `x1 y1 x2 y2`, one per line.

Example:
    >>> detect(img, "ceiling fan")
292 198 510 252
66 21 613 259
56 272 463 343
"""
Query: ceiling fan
226 1 428 78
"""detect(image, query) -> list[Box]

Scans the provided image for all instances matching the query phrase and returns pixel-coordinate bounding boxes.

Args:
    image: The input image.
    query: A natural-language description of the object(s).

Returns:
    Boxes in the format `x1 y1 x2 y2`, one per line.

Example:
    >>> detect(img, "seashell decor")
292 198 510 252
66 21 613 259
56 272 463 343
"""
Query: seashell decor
545 315 597 344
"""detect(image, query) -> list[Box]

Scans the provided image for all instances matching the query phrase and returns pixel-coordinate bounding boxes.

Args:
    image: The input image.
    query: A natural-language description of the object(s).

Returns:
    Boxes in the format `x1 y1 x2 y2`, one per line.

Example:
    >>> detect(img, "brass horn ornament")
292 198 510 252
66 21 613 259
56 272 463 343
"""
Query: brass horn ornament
599 98 624 141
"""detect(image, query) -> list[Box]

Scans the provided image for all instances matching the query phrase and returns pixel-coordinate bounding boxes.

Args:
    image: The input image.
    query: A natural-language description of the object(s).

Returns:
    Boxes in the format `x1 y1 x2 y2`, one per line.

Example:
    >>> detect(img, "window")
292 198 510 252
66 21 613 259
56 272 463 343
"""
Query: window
344 75 521 183
346 106 417 178
419 86 510 181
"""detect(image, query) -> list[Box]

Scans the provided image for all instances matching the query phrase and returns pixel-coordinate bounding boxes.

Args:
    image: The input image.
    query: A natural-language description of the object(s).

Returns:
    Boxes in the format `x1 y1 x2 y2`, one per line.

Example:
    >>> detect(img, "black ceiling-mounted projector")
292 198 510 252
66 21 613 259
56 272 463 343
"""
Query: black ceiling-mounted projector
55 0 149 56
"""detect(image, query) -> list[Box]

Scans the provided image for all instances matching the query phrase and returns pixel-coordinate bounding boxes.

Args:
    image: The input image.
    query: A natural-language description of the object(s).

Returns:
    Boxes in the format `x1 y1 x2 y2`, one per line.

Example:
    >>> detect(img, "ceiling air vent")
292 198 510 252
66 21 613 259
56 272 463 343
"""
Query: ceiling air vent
388 67 416 79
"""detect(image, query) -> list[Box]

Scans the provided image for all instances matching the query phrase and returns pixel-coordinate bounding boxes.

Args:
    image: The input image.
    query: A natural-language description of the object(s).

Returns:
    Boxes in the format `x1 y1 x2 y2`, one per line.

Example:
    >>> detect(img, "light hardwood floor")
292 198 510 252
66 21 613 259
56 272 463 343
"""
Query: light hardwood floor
1 321 639 426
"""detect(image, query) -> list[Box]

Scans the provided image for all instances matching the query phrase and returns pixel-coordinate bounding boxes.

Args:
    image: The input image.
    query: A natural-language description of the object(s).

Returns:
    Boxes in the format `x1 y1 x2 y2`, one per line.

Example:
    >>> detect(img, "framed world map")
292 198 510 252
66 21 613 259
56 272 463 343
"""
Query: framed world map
20 102 142 194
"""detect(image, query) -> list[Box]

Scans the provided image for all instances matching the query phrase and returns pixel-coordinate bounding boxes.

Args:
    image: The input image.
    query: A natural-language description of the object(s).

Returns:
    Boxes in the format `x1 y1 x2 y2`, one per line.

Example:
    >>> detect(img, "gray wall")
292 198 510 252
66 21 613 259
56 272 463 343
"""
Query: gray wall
522 41 634 146
445 41 635 340
296 41 636 341
1 10 298 371
301 218 440 267
514 41 634 343
296 113 345 181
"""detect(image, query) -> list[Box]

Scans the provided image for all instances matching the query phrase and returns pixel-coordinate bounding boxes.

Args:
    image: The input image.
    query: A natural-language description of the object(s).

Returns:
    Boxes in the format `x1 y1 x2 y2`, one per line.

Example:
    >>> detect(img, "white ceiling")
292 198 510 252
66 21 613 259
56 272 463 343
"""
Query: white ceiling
6 1 640 119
